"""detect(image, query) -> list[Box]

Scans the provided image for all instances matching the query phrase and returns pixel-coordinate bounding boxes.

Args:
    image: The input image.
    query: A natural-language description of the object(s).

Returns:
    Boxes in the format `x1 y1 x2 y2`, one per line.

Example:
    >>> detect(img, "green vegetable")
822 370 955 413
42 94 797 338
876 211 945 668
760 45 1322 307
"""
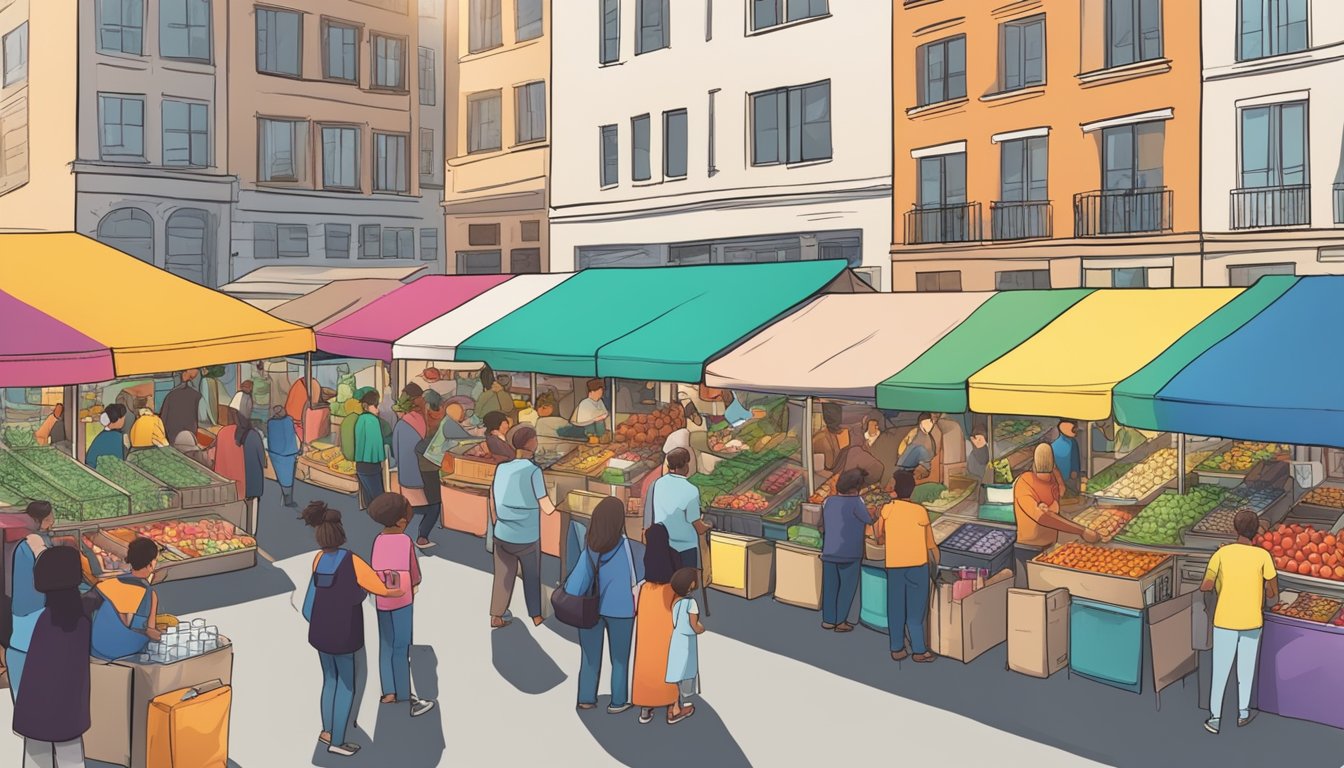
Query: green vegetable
96 456 174 515
3 426 37 449
8 447 129 521
1087 461 1135 494
127 447 215 488
1114 485 1226 546
910 483 947 505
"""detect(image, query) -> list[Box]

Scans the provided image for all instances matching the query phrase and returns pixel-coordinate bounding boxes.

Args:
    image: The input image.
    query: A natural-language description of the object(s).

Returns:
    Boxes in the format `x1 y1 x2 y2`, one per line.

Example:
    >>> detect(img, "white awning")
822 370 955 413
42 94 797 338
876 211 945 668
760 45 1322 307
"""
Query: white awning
393 273 575 362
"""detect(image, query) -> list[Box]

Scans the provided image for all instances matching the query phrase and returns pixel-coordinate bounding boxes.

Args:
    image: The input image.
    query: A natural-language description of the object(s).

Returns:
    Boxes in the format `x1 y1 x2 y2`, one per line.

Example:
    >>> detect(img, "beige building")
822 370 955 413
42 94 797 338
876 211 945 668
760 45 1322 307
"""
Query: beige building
443 0 547 274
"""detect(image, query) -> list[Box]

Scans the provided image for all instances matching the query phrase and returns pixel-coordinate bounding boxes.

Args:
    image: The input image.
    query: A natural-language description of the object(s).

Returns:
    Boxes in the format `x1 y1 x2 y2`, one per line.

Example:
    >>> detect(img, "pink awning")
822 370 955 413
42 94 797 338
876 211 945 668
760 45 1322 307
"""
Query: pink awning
0 289 115 385
314 275 514 361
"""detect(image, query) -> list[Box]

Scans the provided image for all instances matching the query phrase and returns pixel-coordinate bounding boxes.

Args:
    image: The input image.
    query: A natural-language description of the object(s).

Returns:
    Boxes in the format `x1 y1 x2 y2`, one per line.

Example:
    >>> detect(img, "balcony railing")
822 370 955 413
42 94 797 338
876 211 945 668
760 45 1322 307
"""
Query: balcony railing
1334 183 1344 225
1073 188 1173 237
1230 185 1310 229
904 202 982 245
991 200 1053 241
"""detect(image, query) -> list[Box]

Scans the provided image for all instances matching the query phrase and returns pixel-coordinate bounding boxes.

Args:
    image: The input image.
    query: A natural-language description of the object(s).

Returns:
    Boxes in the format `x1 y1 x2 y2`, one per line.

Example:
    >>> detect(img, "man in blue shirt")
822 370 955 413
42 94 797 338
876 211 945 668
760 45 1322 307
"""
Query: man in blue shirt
646 448 712 567
1052 419 1082 495
488 427 556 629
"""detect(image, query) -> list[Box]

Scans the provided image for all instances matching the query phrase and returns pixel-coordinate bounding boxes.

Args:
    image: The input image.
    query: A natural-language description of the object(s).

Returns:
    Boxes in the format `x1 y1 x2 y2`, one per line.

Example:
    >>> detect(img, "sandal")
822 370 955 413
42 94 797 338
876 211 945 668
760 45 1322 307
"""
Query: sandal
821 622 837 630
639 708 654 725
380 695 397 704
913 652 937 663
318 732 331 745
577 702 596 710
490 617 512 629
834 623 855 633
667 705 695 725
890 650 909 662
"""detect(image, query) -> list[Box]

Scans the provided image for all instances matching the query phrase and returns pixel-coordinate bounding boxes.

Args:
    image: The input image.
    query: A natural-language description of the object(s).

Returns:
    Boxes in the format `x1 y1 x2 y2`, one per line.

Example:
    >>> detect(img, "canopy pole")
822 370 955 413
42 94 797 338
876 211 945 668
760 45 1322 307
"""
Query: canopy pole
529 372 537 406
986 414 994 465
1177 433 1187 495
804 397 816 495
1084 421 1092 483
306 353 315 407
608 378 616 438
66 385 79 461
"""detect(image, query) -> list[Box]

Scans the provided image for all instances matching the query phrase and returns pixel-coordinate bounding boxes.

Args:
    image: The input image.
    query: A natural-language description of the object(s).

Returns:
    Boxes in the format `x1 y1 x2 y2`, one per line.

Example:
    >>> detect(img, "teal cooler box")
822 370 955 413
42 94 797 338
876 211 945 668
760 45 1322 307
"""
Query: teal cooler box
1069 598 1144 693
859 563 888 633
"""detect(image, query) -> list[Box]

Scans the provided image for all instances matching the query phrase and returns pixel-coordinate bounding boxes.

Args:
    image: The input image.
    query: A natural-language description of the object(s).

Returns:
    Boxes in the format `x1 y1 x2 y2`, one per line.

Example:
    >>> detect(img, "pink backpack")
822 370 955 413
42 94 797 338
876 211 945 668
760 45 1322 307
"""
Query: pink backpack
371 533 415 611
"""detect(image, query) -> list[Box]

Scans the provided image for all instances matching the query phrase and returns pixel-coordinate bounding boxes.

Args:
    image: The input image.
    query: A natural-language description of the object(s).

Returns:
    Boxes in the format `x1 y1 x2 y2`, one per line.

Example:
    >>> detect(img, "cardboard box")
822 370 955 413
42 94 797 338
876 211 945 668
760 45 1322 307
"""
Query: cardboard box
929 569 1013 663
566 490 609 516
707 531 774 600
773 541 822 610
1008 588 1070 678
1025 549 1174 610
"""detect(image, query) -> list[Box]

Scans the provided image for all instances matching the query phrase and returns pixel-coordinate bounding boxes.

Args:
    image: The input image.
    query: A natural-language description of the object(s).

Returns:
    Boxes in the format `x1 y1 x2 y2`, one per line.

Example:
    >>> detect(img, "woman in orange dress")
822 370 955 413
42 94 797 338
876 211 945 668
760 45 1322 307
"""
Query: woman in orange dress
212 410 247 500
632 523 682 724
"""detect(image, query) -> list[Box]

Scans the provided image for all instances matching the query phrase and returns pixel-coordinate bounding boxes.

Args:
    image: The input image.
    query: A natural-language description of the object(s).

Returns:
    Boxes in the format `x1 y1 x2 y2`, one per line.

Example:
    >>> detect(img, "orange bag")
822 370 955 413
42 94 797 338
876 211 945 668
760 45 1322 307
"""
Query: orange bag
146 680 231 768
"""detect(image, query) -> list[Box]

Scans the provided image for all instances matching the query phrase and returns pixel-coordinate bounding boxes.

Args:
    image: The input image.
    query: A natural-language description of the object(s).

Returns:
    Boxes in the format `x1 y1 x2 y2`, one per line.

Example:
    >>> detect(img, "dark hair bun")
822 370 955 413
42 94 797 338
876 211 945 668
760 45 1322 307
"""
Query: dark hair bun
302 501 337 528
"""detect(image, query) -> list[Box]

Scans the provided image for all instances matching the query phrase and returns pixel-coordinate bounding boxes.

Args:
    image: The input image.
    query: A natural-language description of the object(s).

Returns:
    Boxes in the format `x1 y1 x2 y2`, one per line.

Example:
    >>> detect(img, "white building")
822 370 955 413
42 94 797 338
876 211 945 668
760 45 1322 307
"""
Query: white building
549 0 892 288
1202 0 1344 286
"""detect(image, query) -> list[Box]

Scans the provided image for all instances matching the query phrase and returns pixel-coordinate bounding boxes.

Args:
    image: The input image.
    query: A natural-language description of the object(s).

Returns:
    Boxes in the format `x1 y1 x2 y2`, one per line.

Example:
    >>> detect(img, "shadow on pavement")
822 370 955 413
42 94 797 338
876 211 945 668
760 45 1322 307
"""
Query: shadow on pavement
153 556 297 615
490 621 567 695
575 696 750 768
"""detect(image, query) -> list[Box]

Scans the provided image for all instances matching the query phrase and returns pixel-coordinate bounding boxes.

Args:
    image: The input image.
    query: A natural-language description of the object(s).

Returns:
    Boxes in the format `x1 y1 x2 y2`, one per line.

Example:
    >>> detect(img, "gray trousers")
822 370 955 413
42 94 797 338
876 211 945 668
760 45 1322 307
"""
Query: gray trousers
492 539 542 619
23 738 85 768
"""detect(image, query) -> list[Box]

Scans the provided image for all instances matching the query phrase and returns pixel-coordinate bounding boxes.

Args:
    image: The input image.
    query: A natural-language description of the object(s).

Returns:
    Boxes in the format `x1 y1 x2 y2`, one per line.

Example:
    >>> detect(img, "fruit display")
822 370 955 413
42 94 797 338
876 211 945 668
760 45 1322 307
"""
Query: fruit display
2 448 128 522
689 445 796 507
95 456 175 515
861 486 893 516
924 483 975 512
307 445 342 463
1075 507 1135 541
1197 442 1291 474
105 516 256 560
1301 486 1344 510
1255 523 1344 581
787 524 822 550
1192 486 1284 537
708 428 748 455
993 419 1043 454
991 459 1013 485
551 446 615 475
614 403 687 447
1084 461 1135 494
763 494 802 523
1035 542 1169 578
615 451 643 463
327 457 356 475
711 491 769 513
1271 593 1342 624
757 467 802 495
1091 448 1211 501
84 534 126 573
808 476 837 504
128 447 218 489
941 523 1015 555
1115 485 1226 546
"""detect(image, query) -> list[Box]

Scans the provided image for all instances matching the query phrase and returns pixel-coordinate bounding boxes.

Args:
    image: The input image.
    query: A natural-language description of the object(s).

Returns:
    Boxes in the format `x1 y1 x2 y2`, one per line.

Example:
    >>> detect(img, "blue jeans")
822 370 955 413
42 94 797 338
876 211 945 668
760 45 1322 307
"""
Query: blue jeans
5 646 25 702
355 463 384 509
886 564 931 655
415 503 440 541
1210 626 1262 720
318 652 357 745
577 616 634 707
821 560 861 626
678 547 699 569
377 606 414 701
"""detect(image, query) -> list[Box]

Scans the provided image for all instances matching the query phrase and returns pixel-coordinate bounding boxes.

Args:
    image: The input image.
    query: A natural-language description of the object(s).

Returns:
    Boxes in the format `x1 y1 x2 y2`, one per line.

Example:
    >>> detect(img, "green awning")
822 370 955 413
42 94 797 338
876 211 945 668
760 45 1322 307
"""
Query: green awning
875 288 1092 413
1112 276 1297 430
455 260 853 381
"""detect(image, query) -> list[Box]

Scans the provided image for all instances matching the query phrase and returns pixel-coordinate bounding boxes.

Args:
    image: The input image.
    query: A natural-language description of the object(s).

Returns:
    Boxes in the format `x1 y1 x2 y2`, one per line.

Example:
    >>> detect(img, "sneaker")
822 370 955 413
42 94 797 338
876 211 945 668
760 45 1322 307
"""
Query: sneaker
1237 711 1257 728
1203 718 1220 734
638 708 654 725
327 743 361 756
411 698 436 717
415 538 437 550
607 703 632 715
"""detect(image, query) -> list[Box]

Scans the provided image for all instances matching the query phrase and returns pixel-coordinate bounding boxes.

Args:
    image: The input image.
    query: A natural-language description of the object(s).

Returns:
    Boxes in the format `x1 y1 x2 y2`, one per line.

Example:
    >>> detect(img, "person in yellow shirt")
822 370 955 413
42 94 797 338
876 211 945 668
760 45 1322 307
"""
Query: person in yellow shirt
127 407 168 449
873 472 939 663
1200 509 1277 734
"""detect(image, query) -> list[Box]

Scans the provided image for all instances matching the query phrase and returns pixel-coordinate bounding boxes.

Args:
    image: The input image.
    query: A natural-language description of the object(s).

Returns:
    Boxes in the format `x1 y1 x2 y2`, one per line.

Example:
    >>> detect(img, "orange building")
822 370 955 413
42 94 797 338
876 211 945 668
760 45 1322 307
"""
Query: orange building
891 0 1202 291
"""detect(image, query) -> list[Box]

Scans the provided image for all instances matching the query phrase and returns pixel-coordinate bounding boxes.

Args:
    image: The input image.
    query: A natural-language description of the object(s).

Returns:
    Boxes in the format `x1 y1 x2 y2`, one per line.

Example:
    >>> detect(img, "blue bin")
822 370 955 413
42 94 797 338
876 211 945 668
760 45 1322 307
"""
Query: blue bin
859 563 888 633
1070 597 1144 693
761 520 790 542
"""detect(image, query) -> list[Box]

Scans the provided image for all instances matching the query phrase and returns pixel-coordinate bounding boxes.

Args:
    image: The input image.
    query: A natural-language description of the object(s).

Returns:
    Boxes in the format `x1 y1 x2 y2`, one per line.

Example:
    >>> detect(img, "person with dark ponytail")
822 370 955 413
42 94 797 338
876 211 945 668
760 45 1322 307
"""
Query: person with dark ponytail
299 501 403 757
13 545 91 767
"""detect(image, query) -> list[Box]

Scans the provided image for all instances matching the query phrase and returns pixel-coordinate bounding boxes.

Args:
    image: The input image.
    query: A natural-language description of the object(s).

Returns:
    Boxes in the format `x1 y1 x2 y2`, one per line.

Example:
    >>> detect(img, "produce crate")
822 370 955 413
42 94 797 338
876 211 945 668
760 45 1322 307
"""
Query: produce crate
296 455 358 495
761 495 802 542
703 507 766 539
991 418 1049 463
923 477 979 516
1185 486 1290 549
95 513 257 583
93 456 181 515
0 445 130 525
1291 486 1344 525
938 523 1016 575
127 447 238 508
1266 591 1344 627
1026 543 1174 610
452 452 506 483
707 531 774 599
1194 441 1290 486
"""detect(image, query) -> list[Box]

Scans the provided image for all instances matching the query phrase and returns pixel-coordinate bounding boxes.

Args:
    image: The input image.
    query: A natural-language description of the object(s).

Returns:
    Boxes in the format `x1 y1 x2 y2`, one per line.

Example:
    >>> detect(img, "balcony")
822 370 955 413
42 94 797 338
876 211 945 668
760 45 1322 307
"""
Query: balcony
1230 185 1310 230
991 200 1053 241
1335 183 1344 225
1073 188 1173 237
904 202 982 245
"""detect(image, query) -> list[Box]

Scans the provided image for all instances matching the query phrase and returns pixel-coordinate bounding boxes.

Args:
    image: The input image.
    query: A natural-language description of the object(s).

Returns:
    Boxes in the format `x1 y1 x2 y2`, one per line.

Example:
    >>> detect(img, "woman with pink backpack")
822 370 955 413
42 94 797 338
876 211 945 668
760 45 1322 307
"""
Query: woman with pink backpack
367 493 436 718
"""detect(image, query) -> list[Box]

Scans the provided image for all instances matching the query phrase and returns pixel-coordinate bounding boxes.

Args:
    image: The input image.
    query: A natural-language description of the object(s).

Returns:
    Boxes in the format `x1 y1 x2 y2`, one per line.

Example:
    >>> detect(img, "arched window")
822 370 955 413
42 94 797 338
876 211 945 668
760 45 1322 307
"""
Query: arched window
96 208 154 263
165 208 211 286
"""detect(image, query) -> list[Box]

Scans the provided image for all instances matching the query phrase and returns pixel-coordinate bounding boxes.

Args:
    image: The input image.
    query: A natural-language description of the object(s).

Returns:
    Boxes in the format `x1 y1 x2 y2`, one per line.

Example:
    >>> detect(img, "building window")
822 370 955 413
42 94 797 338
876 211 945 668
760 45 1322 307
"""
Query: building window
458 250 502 274
751 81 831 166
325 223 351 258
253 223 277 258
160 0 211 62
1103 122 1164 191
469 0 502 53
255 223 308 259
996 269 1051 290
419 229 439 260
3 22 27 87
1241 102 1307 189
1239 0 1308 61
1000 137 1048 202
751 0 828 32
600 0 620 64
636 0 670 55
1229 263 1295 286
258 117 306 182
632 114 651 181
98 94 145 160
359 224 382 258
510 248 541 273
917 36 966 106
468 90 502 153
383 227 413 259
520 219 540 241
256 8 302 77
1000 15 1044 92
0 99 30 190
514 82 546 144
663 109 688 179
418 47 435 104
468 223 500 246
420 128 435 175
374 132 409 193
911 152 970 242
516 0 543 42
321 125 360 190
1112 267 1148 288
1106 0 1162 68
96 208 154 263
98 0 144 56
708 89 718 174
323 20 359 82
162 100 208 167
916 271 963 292
600 124 618 187
372 34 406 90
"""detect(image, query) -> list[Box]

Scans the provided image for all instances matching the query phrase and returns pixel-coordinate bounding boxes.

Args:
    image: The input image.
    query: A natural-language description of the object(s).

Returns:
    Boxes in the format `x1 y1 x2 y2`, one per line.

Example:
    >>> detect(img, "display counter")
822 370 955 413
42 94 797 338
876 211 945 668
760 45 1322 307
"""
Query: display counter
1258 607 1344 729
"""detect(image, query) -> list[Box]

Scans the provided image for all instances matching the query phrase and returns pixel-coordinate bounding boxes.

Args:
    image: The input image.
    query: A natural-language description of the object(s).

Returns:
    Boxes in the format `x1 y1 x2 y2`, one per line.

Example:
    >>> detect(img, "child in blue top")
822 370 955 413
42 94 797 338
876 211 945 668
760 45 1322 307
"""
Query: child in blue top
665 567 705 725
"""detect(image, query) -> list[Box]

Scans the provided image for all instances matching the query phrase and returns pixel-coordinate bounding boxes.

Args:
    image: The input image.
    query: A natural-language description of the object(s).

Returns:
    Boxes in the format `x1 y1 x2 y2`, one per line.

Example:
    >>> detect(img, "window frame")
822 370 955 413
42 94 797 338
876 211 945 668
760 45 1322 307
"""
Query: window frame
663 108 688 179
999 136 1049 202
516 0 544 42
749 80 832 167
419 228 440 261
418 46 436 105
750 0 830 33
631 113 652 181
276 224 309 258
382 227 414 259
256 6 304 78
636 0 671 55
370 33 408 92
915 270 963 292
97 93 147 161
98 0 145 57
373 131 410 194
161 98 209 168
3 22 28 87
1104 0 1163 69
257 116 307 184
513 81 546 145
419 127 436 176
159 0 213 63
917 152 968 208
467 89 503 154
599 123 618 188
359 224 382 259
509 247 542 274
1000 14 1045 93
1100 121 1165 191
917 35 967 107
468 0 503 54
321 17 361 84
995 269 1051 291
1237 0 1310 62
325 223 351 259
1238 100 1308 189
319 123 362 192
457 250 503 274
599 0 621 64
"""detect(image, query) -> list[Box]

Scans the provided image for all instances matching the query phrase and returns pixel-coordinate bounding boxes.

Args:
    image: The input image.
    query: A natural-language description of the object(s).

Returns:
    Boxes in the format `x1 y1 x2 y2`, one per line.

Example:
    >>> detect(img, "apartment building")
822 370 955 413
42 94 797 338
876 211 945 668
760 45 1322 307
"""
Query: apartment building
549 0 892 288
443 0 548 275
1201 0 1344 285
891 0 1202 291
417 0 447 272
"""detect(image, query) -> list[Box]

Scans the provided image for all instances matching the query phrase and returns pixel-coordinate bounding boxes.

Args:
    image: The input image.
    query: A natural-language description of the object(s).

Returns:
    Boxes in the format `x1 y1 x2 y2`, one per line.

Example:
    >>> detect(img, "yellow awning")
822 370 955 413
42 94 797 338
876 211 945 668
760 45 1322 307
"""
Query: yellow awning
0 233 314 376
967 287 1243 420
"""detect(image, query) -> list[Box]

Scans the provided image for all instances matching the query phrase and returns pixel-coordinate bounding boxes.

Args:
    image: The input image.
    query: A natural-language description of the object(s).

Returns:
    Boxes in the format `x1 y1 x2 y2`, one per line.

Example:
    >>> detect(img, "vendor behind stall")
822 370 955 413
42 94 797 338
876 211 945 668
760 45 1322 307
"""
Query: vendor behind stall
1051 419 1083 495
811 403 849 476
482 412 515 462
965 430 991 483
558 379 609 442
90 537 162 661
128 407 168 449
833 430 886 490
1012 444 1098 582
84 404 128 468
893 414 937 488
532 393 570 439
160 369 204 448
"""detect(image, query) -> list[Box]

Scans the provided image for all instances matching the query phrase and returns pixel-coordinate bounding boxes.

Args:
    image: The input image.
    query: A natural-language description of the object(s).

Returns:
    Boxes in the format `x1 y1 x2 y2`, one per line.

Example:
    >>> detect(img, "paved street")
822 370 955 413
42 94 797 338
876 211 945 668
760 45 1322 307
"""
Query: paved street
5 479 1344 767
